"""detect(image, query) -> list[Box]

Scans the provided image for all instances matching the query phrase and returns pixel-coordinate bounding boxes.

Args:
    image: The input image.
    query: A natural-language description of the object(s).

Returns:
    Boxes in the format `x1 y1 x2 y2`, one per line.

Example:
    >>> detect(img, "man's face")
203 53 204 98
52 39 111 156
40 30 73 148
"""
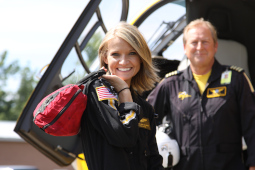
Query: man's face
184 25 218 71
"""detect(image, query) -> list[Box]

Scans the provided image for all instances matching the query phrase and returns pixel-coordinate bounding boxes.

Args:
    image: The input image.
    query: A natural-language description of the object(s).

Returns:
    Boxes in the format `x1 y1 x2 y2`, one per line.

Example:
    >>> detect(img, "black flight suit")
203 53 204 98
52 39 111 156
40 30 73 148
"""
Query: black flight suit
80 78 163 170
147 59 255 170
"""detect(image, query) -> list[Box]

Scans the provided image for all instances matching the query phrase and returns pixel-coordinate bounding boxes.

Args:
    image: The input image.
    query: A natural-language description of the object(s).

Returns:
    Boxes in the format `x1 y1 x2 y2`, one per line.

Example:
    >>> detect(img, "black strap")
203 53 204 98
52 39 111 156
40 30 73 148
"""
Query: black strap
83 78 98 95
76 69 106 86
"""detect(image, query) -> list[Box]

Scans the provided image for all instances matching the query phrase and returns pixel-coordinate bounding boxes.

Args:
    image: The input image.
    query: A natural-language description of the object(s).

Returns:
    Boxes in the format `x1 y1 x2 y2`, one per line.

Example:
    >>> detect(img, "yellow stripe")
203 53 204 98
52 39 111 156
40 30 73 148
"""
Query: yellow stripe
129 0 161 25
109 99 117 110
243 73 254 92
76 154 88 170
121 110 136 124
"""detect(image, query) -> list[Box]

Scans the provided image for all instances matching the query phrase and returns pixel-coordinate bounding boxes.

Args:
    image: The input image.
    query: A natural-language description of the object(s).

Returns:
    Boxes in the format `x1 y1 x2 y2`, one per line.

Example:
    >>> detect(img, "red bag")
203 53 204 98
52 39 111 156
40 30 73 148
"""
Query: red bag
33 69 106 136
33 84 87 136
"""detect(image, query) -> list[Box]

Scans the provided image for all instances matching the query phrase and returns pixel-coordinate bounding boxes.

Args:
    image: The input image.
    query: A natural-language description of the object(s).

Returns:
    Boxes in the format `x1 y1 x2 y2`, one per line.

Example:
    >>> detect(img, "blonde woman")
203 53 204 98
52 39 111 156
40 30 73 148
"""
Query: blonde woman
80 22 163 170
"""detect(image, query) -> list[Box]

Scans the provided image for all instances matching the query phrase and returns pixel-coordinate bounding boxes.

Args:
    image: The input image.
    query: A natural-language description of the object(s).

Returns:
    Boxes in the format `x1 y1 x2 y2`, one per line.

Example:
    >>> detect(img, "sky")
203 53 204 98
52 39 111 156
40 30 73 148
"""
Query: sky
0 0 185 91
0 0 90 70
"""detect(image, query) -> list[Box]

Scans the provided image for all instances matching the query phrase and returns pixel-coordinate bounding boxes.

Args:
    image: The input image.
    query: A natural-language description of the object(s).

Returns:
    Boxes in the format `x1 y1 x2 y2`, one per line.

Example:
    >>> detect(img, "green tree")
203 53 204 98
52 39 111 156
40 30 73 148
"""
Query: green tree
0 51 37 120
83 31 103 66
0 51 20 120
64 31 103 85
9 67 37 120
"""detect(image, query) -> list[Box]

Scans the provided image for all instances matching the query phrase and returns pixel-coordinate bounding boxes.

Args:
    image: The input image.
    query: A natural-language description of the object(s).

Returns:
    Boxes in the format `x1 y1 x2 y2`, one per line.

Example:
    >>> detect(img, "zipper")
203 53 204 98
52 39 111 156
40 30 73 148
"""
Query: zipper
199 96 204 169
42 89 82 131
199 81 209 169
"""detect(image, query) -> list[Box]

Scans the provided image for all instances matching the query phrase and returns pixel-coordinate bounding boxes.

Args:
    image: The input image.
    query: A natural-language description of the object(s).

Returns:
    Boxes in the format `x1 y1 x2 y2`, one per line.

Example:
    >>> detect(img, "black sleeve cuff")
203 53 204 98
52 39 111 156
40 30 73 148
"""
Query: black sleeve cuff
118 102 140 113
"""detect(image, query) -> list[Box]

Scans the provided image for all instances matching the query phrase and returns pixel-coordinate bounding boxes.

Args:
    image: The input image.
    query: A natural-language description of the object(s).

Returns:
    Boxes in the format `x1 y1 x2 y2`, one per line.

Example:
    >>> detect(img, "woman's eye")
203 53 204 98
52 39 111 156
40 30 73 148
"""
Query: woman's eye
129 52 137 55
111 53 119 56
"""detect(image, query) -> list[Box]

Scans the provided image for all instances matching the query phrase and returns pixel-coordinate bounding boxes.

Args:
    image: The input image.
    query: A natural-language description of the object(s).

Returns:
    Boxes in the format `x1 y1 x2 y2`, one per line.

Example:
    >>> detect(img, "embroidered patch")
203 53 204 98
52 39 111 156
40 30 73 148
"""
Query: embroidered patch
178 91 191 100
96 86 118 101
138 118 151 130
207 86 226 98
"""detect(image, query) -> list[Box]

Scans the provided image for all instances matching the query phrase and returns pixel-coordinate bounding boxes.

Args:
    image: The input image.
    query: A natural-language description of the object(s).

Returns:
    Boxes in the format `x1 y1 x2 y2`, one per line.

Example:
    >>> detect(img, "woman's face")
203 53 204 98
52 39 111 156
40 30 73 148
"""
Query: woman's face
104 37 141 86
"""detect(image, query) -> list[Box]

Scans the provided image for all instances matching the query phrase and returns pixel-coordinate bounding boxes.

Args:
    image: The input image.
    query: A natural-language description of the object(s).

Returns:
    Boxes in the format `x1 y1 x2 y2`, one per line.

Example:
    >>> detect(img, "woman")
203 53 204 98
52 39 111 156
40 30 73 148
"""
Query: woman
80 22 163 170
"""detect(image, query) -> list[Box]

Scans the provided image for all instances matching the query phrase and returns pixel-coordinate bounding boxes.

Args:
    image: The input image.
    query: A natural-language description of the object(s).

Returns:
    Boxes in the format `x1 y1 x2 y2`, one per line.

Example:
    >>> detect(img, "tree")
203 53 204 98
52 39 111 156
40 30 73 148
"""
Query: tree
83 31 103 67
0 51 20 120
9 67 37 120
0 51 37 120
64 31 103 85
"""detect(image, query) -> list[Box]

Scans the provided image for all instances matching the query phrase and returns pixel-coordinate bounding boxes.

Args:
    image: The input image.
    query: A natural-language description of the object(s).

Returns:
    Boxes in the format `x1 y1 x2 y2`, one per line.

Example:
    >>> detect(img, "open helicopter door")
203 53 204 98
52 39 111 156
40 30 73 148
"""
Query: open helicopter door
14 0 129 166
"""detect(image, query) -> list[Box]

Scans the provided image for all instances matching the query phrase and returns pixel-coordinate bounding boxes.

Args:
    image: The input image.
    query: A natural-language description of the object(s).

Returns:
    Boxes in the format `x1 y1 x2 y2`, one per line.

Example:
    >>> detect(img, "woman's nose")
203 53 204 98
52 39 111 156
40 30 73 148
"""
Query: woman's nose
119 55 129 64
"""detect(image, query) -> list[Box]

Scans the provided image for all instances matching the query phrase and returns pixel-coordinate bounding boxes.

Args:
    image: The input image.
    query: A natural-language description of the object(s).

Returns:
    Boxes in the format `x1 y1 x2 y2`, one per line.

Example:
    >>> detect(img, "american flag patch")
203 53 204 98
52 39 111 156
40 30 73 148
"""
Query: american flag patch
96 86 118 101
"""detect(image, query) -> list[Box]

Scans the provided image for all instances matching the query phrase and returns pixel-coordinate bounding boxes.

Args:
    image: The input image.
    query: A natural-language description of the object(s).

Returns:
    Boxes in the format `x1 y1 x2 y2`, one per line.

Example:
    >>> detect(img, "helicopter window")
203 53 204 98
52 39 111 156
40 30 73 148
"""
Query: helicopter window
162 34 186 61
60 47 86 85
99 0 123 30
61 27 105 85
80 28 105 71
137 2 186 61
77 14 99 46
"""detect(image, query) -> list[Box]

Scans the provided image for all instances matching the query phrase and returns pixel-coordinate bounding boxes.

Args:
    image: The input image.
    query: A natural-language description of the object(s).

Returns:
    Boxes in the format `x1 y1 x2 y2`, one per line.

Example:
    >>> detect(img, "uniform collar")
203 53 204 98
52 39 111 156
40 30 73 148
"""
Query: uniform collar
183 58 225 83
207 59 225 83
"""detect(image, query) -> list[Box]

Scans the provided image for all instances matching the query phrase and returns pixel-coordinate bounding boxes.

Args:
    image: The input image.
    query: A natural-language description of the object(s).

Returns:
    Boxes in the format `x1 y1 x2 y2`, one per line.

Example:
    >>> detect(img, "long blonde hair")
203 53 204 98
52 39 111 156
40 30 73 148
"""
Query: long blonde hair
98 22 159 95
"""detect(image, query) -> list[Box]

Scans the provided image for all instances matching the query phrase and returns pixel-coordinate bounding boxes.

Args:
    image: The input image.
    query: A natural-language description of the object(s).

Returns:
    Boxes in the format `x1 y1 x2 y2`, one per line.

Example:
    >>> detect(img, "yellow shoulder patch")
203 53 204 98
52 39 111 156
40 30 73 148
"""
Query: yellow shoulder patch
229 65 244 72
165 70 178 78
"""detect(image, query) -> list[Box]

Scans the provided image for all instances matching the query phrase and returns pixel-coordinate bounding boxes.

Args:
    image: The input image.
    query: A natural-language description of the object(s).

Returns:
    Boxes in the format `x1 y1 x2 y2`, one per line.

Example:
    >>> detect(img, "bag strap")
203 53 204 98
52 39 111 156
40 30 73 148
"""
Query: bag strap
83 77 97 95
76 69 106 86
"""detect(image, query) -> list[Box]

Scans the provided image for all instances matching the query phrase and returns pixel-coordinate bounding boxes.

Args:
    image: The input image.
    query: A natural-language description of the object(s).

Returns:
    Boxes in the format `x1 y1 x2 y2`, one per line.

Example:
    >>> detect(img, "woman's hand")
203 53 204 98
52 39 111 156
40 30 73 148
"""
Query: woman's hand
101 72 132 103
100 66 129 92
101 74 129 93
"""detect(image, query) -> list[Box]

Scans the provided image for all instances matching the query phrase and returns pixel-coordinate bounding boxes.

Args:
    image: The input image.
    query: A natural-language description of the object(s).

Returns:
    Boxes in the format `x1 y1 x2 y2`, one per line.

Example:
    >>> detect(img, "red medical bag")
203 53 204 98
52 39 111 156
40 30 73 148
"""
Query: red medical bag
33 69 106 136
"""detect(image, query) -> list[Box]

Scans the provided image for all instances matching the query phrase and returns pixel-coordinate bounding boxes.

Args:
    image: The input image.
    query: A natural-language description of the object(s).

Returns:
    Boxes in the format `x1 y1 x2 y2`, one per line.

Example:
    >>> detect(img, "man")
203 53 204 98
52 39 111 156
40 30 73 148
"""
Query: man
147 18 255 170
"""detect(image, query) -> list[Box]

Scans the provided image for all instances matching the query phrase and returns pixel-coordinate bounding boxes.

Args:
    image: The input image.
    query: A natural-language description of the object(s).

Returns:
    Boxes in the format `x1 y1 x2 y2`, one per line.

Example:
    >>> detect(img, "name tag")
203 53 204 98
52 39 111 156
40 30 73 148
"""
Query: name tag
221 70 232 85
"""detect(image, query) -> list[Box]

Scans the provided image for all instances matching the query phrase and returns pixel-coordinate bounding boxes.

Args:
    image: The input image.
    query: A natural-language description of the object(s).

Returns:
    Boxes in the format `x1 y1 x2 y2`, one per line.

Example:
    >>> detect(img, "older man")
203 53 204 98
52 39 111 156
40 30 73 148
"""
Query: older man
147 18 255 170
